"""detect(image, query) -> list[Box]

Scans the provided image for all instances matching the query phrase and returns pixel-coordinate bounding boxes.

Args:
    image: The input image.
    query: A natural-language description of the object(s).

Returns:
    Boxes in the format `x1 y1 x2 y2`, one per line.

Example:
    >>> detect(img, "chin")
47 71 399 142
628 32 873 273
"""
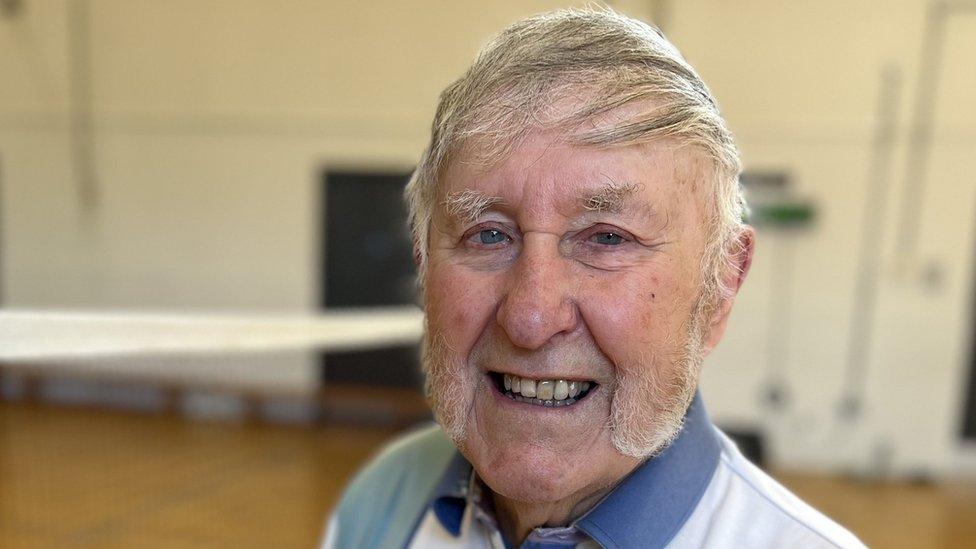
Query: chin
465 440 587 503
445 432 610 505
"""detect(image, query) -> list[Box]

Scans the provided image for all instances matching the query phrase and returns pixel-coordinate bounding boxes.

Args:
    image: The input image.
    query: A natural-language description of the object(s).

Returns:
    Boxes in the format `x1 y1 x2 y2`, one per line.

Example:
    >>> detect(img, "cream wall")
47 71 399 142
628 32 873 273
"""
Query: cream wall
1 0 974 475
670 1 976 475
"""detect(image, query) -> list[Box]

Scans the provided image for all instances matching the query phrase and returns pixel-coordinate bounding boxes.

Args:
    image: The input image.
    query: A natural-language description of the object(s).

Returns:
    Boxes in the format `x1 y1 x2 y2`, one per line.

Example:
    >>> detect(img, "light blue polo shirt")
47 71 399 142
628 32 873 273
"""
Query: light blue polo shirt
323 394 865 548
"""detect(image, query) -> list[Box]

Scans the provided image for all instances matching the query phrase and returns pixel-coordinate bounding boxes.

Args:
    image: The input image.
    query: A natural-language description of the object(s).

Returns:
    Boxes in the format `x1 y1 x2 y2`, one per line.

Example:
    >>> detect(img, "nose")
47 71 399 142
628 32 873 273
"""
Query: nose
496 235 579 350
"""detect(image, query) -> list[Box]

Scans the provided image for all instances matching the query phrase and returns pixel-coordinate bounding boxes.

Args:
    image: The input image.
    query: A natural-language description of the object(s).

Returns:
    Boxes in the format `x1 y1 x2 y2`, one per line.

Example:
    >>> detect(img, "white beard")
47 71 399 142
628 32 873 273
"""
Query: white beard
421 304 707 460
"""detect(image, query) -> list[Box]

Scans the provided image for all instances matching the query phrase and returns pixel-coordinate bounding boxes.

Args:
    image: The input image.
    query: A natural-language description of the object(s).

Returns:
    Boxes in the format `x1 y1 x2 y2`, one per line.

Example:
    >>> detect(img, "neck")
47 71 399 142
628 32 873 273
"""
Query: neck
489 466 637 546
491 492 596 545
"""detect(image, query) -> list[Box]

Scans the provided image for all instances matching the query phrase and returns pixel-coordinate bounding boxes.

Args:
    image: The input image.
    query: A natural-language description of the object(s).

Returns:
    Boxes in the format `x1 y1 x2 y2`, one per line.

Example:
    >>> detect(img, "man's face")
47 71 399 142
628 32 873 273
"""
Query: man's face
422 130 712 505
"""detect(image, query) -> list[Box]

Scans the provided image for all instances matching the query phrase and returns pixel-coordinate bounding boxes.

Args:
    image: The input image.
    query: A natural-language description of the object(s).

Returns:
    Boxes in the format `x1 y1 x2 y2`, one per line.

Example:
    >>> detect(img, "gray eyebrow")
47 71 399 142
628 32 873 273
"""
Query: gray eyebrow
579 180 642 214
441 189 505 224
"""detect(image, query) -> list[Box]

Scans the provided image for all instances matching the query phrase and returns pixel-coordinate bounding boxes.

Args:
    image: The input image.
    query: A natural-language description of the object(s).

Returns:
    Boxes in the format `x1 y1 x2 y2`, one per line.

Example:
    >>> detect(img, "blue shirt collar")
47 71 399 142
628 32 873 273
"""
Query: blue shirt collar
428 392 721 548
575 392 720 547
429 450 473 536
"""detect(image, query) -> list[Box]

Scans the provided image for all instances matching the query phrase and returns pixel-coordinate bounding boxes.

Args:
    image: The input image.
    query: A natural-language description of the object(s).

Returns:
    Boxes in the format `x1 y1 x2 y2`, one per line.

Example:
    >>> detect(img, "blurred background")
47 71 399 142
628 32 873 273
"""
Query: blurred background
1 0 975 547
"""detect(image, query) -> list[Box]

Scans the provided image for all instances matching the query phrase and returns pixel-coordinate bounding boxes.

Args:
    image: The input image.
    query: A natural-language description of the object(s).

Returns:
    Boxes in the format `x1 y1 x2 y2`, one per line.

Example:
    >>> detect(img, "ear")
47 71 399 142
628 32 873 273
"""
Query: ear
701 226 755 355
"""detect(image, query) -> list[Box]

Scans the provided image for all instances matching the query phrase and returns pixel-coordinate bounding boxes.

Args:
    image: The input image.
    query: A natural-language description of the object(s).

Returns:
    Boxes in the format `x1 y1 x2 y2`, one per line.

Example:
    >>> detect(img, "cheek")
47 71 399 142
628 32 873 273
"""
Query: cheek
579 270 687 365
425 264 501 353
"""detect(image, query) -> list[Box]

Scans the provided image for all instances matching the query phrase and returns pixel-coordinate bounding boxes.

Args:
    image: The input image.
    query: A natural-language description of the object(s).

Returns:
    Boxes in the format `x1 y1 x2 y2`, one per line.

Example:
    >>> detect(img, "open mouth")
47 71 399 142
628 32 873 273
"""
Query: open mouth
488 372 596 407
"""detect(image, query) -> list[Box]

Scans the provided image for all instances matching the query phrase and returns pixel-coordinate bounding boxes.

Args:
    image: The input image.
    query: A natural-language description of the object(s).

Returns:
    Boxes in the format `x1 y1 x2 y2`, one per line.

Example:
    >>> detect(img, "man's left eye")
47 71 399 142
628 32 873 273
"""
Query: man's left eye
590 232 625 245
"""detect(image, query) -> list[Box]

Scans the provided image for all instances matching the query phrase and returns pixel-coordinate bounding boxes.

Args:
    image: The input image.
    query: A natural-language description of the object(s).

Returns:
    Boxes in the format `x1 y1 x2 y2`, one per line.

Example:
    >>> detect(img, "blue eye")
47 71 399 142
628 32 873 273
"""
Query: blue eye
478 229 508 244
591 232 625 245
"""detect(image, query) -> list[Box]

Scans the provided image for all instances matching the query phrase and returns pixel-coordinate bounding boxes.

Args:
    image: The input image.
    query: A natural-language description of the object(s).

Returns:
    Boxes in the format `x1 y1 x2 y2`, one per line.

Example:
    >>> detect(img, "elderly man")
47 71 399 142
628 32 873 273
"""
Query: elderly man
325 8 863 549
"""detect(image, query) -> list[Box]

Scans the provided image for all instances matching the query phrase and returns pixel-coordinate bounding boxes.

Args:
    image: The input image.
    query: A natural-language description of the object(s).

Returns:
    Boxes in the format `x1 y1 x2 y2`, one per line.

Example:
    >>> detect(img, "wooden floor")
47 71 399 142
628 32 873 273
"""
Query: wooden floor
3 400 976 548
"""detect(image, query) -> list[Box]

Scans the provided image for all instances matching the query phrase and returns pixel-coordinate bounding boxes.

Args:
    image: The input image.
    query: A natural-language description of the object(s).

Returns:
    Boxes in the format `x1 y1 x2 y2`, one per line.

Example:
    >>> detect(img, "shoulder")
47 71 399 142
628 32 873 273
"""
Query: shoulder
673 429 866 548
345 423 456 496
329 423 457 548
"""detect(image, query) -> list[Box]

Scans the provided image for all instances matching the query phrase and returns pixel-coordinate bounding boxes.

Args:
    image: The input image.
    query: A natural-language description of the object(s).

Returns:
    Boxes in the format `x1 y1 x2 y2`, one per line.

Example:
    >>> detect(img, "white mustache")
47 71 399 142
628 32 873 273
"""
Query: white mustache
471 335 615 381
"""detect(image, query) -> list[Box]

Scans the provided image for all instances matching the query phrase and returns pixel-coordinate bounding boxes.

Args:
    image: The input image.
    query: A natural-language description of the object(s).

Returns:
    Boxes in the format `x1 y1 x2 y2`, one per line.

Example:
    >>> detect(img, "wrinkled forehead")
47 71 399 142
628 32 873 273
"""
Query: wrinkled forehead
435 130 713 226
442 127 710 192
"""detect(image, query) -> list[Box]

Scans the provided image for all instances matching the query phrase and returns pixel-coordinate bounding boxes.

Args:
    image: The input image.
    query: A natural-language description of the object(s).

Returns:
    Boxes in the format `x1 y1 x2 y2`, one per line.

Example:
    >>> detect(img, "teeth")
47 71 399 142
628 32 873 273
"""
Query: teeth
500 373 594 407
512 394 576 406
554 380 569 400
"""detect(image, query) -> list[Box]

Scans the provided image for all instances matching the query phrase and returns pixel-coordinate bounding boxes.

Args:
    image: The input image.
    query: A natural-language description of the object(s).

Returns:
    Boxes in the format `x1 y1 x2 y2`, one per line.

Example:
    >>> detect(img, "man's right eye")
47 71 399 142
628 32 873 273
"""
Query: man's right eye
476 228 508 245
